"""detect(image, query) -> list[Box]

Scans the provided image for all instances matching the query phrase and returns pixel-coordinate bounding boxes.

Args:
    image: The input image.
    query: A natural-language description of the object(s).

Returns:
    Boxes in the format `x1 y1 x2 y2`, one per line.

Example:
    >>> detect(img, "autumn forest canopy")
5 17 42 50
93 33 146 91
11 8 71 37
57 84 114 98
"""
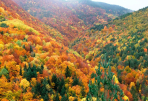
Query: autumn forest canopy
0 0 148 101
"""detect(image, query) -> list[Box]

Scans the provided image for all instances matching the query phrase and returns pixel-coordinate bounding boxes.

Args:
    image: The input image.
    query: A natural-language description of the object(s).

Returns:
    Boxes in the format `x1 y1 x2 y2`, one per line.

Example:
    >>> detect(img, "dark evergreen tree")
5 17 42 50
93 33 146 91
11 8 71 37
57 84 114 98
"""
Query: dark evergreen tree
144 96 146 101
65 66 71 78
41 64 44 74
20 66 22 76
72 76 80 86
23 63 37 81
43 92 49 101
61 95 69 101
28 63 31 68
41 78 48 96
36 66 42 74
143 85 148 99
52 74 59 90
58 77 65 93
30 45 33 53
41 78 49 101
41 64 44 70
32 82 41 98
26 67 32 81
31 64 37 78
60 86 66 96
130 86 138 101
91 73 96 78
0 23 9 28
32 79 50 101
0 31 3 35
31 86 36 98
136 81 140 93
117 67 122 83
47 77 51 85
24 55 27 60
81 86 86 98
22 45 25 49
24 64 27 71
53 93 60 101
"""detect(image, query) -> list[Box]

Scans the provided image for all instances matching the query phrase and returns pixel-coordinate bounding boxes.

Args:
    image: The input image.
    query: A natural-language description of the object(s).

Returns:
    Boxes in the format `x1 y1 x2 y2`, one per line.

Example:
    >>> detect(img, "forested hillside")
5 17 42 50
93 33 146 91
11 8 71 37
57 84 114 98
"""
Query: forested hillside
0 0 70 45
12 0 131 41
70 6 148 100
0 0 148 101
0 0 98 100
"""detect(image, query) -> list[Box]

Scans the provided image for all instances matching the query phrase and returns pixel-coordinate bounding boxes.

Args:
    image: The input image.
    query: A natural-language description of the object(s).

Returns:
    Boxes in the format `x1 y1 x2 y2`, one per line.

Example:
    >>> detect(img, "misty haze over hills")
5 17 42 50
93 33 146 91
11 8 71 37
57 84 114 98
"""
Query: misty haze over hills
12 0 132 42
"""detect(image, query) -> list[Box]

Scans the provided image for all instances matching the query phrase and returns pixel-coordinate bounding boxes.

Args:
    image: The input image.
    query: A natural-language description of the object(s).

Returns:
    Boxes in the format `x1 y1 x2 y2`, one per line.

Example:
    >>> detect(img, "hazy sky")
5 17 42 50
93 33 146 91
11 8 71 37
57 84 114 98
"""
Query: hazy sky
92 0 148 11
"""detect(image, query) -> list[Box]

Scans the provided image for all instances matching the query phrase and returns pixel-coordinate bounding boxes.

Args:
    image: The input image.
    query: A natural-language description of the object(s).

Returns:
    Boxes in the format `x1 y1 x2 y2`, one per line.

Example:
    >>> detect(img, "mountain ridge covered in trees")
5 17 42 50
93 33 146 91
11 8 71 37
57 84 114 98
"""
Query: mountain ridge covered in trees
0 0 148 101
12 0 132 42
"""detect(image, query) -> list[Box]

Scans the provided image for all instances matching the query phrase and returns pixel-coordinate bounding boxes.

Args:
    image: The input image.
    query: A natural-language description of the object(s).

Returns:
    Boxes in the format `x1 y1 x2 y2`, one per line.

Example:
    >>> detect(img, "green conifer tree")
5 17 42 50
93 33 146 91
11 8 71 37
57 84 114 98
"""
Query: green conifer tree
24 64 27 71
81 86 86 98
43 92 49 101
20 66 22 76
65 66 71 78
52 74 59 90
30 45 33 53
41 78 49 101
26 67 32 81
41 64 44 74
72 76 80 86
53 93 60 101
61 95 69 101
60 86 66 96
58 77 65 93
47 77 51 85
31 64 37 78
130 86 138 101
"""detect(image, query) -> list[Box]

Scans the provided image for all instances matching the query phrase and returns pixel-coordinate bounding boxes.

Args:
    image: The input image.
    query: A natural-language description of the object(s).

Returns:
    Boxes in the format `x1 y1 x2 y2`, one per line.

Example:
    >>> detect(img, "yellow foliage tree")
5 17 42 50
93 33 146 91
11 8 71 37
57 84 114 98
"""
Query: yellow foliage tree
0 7 5 14
31 78 36 87
23 92 33 101
20 79 30 89
0 76 12 100
129 82 135 90
0 44 4 54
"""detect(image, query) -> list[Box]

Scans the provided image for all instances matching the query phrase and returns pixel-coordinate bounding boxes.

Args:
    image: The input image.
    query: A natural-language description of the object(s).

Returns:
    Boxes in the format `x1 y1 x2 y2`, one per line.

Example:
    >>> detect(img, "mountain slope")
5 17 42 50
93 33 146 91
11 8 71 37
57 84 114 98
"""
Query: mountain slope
0 0 134 100
79 0 132 16
12 0 132 41
70 6 148 100
0 0 69 45
2 0 147 100
0 0 98 100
